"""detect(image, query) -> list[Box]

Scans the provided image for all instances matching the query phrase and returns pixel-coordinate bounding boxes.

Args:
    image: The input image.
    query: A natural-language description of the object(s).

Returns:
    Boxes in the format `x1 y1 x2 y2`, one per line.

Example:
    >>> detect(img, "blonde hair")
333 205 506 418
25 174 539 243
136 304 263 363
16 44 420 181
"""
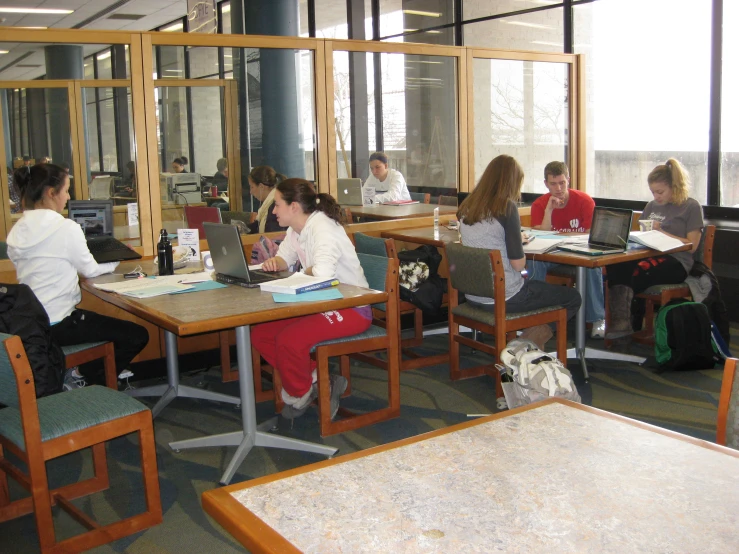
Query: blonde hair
648 158 690 205
457 155 523 224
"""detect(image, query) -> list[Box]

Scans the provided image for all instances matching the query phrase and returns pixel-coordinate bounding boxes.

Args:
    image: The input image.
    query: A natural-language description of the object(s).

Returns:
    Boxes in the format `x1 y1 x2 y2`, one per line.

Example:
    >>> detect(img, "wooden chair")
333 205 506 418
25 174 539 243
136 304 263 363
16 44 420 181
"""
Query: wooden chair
445 243 568 397
409 192 430 204
61 341 117 388
632 225 716 345
352 233 448 371
717 357 738 449
343 207 353 223
0 333 162 553
264 255 401 436
438 195 458 206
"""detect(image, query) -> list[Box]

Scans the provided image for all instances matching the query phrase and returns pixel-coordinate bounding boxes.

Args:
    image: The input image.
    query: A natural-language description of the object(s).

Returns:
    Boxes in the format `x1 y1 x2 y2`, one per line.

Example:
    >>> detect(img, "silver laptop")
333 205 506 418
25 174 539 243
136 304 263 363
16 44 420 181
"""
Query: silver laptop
67 200 142 263
336 178 364 206
558 207 633 256
203 222 280 288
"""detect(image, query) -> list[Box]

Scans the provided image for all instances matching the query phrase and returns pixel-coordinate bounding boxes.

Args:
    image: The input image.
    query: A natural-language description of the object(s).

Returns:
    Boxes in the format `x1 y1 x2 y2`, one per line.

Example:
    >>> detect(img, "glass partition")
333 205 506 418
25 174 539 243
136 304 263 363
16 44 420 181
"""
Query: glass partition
472 58 570 194
331 48 459 202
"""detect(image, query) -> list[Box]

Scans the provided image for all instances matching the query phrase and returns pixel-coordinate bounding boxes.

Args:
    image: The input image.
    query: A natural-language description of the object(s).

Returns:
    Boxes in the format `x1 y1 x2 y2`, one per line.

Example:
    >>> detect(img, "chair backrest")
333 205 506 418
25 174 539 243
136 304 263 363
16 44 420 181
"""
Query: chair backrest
354 233 392 257
220 210 254 225
356 252 399 317
717 357 738 449
1 333 21 408
0 241 7 260
438 195 458 206
184 206 222 237
445 242 502 301
694 225 716 269
343 207 353 223
409 192 430 204
631 211 642 231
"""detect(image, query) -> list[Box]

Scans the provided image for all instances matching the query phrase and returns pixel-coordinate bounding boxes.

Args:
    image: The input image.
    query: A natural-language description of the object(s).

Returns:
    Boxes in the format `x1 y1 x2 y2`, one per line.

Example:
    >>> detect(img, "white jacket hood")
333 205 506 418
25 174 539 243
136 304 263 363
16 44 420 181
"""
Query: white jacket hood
6 209 68 254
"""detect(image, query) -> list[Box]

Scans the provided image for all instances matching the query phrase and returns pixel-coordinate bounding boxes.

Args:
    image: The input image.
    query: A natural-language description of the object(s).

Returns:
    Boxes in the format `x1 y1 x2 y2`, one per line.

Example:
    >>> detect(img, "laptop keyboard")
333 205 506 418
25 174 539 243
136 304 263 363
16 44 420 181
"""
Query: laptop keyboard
215 273 259 288
88 237 132 253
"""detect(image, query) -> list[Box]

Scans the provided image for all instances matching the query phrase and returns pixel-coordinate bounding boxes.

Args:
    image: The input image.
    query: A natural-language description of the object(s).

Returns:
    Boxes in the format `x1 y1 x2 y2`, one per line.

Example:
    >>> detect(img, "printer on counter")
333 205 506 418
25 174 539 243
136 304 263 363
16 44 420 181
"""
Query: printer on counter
160 172 201 205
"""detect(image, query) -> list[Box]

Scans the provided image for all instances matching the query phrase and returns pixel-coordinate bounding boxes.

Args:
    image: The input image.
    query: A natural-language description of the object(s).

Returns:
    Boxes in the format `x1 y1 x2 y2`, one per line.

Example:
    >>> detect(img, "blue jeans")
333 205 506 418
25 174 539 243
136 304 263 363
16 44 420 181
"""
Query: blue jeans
527 260 605 323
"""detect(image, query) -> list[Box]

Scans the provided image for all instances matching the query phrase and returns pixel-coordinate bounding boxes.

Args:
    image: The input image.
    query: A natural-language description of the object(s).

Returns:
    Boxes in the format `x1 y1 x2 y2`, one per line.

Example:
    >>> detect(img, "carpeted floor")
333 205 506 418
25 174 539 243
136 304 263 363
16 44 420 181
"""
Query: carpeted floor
1 324 733 553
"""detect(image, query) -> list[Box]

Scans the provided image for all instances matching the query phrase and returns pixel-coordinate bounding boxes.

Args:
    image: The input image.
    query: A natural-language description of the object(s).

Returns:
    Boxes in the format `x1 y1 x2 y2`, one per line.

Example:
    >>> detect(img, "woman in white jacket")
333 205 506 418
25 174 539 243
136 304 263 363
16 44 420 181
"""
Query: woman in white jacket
253 179 372 420
362 152 411 204
7 164 148 390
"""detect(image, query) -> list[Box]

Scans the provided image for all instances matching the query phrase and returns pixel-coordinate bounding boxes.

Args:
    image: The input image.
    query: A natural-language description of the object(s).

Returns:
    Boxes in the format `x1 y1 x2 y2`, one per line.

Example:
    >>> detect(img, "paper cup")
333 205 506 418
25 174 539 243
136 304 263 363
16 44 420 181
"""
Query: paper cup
639 220 653 232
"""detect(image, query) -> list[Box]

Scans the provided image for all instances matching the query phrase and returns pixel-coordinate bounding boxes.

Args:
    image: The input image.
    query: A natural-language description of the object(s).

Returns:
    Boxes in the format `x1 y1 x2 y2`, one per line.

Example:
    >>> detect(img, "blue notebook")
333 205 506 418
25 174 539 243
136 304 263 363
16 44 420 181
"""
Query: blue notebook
272 289 344 303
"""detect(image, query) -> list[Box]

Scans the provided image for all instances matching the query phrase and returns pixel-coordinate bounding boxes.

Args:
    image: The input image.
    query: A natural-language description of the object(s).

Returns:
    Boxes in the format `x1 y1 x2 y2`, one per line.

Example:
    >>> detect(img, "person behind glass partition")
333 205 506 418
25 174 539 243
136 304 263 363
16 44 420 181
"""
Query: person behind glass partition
247 165 288 234
171 156 188 173
362 151 411 204
213 158 229 193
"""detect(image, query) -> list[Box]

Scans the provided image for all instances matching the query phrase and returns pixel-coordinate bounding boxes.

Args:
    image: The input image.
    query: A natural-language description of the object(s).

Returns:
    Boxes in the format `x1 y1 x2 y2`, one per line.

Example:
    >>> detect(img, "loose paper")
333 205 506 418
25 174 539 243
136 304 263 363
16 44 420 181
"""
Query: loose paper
363 186 376 206
127 202 139 226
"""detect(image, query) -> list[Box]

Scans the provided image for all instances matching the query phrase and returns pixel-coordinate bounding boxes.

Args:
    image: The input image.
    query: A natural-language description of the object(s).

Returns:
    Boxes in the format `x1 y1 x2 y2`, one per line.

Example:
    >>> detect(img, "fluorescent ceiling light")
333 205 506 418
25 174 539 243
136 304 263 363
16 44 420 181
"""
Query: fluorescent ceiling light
0 7 73 14
504 21 552 30
403 10 441 17
425 30 441 34
19 26 47 29
403 29 418 33
407 60 442 64
0 50 8 54
222 4 230 13
97 51 111 60
164 69 183 72
162 22 183 32
531 41 562 47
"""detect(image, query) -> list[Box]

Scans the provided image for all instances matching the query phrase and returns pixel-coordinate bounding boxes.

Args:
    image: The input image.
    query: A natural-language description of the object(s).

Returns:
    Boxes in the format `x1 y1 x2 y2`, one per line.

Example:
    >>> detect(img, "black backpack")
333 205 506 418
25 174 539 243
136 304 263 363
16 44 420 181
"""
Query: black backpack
397 245 446 316
654 298 718 371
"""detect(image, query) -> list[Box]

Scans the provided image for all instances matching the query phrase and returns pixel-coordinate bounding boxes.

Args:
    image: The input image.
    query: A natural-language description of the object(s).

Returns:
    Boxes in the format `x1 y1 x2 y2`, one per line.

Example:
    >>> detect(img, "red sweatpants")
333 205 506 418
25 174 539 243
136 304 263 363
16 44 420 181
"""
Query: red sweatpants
250 309 372 398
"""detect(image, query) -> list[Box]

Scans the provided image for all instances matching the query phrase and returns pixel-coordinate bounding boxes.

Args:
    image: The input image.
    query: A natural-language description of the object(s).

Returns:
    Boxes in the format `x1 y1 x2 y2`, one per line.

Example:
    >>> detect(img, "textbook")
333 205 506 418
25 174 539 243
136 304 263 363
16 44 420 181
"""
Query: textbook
522 237 563 254
259 273 340 294
381 199 419 205
628 230 685 252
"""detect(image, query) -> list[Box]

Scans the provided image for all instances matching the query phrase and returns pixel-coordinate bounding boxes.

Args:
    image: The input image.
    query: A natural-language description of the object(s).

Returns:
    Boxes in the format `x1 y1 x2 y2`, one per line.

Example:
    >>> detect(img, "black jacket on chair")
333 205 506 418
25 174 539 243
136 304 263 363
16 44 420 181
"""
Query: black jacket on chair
0 283 65 397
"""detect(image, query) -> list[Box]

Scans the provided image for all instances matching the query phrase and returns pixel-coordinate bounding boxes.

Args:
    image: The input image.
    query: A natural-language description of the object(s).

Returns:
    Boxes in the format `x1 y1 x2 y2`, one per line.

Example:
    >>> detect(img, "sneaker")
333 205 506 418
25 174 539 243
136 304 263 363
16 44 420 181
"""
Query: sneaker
63 367 87 391
329 375 348 420
590 319 606 339
281 384 318 420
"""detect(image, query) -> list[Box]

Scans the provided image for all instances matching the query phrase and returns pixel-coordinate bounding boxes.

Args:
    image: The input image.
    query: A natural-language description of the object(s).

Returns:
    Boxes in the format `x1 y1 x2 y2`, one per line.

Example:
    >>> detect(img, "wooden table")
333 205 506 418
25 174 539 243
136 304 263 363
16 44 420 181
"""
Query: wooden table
82 261 386 484
350 203 457 221
203 399 739 553
382 225 459 247
526 242 692 377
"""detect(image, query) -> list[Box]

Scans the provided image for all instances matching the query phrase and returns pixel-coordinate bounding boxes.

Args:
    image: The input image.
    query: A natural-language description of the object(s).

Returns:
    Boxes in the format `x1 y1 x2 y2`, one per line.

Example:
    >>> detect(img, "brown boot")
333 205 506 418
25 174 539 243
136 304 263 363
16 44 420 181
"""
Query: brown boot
519 324 554 351
606 284 634 339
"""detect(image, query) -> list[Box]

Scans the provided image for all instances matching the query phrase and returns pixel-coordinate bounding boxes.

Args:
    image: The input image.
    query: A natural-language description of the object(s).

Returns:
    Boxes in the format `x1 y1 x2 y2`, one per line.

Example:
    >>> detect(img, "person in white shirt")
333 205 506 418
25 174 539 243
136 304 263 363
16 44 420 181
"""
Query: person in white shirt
254 178 372 421
7 164 148 391
362 151 411 204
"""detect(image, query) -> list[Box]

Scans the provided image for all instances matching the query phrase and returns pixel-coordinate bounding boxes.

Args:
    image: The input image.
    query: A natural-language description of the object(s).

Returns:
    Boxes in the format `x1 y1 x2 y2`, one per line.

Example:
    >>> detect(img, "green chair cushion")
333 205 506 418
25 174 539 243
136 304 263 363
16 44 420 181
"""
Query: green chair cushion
310 325 387 352
0 385 148 450
61 342 109 356
452 302 563 326
642 283 688 295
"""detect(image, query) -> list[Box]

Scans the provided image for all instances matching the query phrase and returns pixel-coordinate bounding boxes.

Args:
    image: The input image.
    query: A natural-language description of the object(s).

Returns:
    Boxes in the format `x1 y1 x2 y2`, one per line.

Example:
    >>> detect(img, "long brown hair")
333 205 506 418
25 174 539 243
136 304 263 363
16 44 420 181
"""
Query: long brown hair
249 165 285 188
457 155 523 224
647 158 690 205
276 178 345 225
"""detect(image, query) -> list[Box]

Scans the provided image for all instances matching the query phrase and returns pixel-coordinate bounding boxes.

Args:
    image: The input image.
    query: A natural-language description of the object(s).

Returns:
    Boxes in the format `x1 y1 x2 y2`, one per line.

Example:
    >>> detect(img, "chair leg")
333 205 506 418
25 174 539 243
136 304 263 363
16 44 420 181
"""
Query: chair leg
316 350 333 437
91 443 110 491
556 310 567 368
29 457 56 552
339 355 352 396
221 332 238 382
449 318 461 380
103 342 116 389
138 414 163 520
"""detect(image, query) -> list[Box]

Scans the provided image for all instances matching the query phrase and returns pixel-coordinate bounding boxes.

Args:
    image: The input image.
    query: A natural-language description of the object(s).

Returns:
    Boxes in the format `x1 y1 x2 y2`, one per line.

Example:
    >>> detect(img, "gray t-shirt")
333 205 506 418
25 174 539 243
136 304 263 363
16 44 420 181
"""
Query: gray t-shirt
641 197 703 273
460 200 525 304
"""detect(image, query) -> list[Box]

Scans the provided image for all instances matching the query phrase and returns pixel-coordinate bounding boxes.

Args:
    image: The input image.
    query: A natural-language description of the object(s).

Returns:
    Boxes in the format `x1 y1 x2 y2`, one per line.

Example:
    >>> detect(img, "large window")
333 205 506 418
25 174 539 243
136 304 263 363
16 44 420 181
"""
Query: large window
574 0 711 204
722 0 739 206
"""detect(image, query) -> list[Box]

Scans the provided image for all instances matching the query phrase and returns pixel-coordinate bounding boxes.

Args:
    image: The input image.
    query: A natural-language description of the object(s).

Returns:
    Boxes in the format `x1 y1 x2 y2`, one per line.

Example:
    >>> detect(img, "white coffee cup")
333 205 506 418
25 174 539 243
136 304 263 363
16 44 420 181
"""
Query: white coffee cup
639 220 654 232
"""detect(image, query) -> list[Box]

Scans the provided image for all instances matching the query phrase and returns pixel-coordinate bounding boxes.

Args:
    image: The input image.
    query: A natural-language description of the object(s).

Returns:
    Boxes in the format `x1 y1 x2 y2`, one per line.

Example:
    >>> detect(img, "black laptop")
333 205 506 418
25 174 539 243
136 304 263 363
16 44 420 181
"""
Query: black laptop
558 207 633 256
67 200 142 263
203 222 281 288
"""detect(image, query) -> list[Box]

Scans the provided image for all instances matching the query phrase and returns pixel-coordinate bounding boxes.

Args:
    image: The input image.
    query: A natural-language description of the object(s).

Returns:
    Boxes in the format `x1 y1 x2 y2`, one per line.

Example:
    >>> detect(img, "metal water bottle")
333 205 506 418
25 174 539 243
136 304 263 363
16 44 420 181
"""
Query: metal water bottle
157 229 174 276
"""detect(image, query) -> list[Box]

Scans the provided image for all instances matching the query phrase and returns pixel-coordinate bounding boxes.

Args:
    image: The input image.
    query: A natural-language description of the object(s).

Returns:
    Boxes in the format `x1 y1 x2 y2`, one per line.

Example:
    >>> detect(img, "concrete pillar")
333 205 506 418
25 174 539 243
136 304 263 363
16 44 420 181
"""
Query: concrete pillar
44 45 83 169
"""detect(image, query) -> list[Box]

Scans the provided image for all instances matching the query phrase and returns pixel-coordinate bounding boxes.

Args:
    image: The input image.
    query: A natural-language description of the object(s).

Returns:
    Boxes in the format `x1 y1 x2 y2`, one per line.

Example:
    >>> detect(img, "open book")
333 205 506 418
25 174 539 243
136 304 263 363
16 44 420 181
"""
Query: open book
628 230 685 252
259 273 339 295
522 237 563 254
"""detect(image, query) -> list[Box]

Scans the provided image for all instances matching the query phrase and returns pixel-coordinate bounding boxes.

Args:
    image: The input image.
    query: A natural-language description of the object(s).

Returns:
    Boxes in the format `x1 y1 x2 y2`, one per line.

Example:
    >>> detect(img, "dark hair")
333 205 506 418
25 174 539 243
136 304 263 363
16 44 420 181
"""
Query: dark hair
13 163 69 210
369 152 389 165
173 156 188 166
216 157 228 172
544 161 569 180
59 161 70 171
23 155 31 163
276 178 345 225
249 165 285 188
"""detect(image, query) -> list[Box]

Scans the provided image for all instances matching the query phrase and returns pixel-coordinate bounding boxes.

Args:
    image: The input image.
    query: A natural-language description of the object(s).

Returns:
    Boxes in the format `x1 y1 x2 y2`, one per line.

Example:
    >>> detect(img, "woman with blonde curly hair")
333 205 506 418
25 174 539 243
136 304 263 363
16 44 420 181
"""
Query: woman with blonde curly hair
606 158 704 339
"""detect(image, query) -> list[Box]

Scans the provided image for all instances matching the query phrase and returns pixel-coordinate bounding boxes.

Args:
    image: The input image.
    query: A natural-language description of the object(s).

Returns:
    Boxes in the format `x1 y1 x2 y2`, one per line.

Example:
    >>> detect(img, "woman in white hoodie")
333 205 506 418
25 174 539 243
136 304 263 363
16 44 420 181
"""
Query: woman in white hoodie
7 164 148 390
252 179 371 420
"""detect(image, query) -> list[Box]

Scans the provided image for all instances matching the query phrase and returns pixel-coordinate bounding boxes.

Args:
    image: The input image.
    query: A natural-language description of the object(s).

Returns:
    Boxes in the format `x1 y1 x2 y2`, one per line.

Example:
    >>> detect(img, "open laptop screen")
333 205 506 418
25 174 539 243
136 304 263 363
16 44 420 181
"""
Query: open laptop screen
589 207 632 249
68 200 114 237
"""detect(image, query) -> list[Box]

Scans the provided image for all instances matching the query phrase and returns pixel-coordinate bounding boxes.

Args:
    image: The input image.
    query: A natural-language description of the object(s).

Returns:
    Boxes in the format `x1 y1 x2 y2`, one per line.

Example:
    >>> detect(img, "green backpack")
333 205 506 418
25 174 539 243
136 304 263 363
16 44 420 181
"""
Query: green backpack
654 299 717 371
